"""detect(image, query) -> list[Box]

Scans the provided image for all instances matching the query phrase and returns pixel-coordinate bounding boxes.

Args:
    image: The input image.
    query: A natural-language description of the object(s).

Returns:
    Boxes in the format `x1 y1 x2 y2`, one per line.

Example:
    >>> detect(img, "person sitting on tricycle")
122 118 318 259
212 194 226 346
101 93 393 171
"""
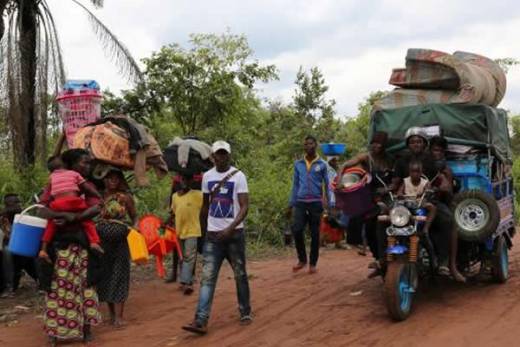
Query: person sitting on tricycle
396 160 437 238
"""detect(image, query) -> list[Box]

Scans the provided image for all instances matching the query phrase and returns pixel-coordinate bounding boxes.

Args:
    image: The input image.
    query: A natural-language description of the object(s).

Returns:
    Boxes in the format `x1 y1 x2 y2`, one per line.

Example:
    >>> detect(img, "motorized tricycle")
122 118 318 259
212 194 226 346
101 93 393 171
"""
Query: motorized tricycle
369 103 515 321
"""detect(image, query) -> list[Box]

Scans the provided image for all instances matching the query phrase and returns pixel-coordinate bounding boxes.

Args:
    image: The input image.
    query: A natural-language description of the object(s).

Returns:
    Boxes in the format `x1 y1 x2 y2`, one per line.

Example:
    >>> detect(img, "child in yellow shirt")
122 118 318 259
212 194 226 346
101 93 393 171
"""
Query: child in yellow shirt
171 174 203 295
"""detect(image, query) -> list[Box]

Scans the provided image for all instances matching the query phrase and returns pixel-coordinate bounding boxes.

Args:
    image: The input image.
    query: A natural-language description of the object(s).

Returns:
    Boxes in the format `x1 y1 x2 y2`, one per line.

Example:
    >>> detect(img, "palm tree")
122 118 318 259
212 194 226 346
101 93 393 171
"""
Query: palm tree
0 0 142 168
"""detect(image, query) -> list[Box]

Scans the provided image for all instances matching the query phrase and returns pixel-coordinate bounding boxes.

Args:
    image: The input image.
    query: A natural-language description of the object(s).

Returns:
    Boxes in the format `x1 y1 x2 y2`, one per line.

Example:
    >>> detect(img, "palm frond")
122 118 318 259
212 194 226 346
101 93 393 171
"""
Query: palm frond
89 0 104 8
71 0 143 83
0 1 65 155
40 0 65 88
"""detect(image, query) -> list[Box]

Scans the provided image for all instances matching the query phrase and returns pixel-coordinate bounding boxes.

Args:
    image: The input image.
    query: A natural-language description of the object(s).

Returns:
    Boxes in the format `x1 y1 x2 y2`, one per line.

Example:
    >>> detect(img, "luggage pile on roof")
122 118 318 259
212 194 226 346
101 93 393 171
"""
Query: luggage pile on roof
374 49 507 110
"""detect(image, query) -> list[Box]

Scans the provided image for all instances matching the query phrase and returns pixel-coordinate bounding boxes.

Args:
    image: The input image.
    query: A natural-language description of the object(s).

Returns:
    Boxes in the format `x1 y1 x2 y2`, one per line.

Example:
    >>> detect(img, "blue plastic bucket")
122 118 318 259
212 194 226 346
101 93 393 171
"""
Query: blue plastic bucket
320 143 346 156
8 205 47 257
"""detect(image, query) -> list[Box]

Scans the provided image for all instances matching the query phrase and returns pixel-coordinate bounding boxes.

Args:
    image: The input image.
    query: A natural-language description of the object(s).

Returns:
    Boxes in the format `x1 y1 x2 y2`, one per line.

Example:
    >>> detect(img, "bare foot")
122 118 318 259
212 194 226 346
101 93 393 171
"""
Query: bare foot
39 250 52 264
292 262 306 272
451 268 466 283
113 319 127 329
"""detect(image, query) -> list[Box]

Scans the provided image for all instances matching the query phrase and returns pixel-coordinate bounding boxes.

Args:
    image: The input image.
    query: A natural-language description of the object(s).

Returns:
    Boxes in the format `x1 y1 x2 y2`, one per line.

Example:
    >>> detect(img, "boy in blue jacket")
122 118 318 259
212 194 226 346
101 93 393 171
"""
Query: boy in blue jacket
289 135 333 274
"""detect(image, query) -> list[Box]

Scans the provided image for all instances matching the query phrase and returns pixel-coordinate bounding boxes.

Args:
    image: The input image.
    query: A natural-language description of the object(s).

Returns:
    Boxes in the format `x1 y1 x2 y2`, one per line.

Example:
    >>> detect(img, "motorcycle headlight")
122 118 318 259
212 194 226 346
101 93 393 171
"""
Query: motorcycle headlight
390 206 411 227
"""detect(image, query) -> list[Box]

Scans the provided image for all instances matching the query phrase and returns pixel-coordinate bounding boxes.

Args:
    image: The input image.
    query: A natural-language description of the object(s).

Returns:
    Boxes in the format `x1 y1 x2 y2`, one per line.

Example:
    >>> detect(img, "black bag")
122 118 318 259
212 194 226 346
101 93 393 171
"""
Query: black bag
163 145 213 176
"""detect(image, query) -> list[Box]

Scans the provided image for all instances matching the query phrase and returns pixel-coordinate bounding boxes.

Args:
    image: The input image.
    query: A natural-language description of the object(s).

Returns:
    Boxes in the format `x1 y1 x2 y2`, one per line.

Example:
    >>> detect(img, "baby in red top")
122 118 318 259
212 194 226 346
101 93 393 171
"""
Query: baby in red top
39 154 104 261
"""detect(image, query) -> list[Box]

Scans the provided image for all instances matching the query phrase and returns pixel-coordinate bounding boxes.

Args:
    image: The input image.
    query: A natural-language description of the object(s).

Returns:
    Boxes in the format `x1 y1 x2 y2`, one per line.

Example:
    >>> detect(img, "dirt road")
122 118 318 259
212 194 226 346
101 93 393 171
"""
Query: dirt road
1 244 520 347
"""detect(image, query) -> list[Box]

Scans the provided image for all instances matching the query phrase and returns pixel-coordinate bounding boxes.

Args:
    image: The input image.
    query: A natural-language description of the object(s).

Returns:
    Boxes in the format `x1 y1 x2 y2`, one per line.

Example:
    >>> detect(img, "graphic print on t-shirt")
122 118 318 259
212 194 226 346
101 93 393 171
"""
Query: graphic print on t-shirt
208 181 235 218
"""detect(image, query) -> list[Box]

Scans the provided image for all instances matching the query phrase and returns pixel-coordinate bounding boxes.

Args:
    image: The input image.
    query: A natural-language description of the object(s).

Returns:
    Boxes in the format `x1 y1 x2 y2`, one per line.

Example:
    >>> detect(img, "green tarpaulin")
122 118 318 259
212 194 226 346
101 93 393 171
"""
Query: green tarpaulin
369 103 512 163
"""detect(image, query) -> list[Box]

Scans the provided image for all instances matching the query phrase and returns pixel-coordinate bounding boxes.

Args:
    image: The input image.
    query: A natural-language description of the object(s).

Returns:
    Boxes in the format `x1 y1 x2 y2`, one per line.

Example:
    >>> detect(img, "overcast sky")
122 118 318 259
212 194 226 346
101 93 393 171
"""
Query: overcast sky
49 0 520 117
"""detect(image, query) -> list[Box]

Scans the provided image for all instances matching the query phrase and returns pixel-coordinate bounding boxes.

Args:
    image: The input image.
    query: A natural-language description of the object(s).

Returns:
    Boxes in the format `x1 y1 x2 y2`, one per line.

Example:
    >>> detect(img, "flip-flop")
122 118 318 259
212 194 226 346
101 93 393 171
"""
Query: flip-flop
182 322 207 335
240 315 253 326
438 266 450 276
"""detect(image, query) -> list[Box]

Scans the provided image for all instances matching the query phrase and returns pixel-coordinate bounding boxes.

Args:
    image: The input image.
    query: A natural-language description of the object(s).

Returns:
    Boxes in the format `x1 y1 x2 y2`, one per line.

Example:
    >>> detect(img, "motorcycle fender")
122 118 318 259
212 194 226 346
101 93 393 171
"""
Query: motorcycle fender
387 244 409 255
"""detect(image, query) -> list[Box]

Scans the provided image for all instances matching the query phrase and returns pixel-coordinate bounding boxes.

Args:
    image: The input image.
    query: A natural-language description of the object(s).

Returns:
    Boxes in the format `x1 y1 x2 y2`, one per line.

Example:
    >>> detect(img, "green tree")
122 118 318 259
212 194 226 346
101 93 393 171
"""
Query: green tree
495 58 519 74
510 115 520 157
293 66 336 125
0 0 141 168
338 91 386 156
289 66 343 147
106 32 278 136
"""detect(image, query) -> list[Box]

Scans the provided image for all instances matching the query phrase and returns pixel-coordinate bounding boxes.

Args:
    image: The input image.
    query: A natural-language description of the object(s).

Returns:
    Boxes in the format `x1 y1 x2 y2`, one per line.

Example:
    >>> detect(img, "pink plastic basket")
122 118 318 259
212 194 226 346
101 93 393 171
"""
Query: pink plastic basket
56 89 102 147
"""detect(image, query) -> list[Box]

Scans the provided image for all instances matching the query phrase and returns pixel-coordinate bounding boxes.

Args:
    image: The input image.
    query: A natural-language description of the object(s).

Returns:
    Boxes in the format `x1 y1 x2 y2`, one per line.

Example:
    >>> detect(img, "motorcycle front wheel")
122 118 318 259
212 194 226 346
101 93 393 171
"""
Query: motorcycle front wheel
384 261 417 321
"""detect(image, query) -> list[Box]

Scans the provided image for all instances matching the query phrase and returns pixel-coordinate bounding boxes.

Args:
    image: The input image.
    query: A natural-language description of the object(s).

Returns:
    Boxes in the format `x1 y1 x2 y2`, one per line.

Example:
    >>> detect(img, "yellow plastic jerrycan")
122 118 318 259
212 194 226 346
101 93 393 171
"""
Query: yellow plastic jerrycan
127 228 149 265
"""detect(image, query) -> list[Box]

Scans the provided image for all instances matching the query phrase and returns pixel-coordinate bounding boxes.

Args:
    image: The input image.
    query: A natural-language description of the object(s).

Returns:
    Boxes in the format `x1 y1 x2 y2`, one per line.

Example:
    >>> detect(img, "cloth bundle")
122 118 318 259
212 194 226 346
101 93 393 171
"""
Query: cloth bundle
73 115 168 186
163 137 213 176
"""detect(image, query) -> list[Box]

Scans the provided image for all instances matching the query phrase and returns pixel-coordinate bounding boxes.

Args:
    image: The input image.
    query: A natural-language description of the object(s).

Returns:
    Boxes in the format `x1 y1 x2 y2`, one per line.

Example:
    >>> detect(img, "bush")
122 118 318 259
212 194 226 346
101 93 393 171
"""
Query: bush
0 163 48 205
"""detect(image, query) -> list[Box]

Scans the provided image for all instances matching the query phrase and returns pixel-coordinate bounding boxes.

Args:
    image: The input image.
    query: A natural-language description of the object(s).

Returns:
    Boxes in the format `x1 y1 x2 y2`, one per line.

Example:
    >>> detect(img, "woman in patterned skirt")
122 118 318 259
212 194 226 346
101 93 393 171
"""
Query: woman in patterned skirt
96 169 137 328
40 149 102 346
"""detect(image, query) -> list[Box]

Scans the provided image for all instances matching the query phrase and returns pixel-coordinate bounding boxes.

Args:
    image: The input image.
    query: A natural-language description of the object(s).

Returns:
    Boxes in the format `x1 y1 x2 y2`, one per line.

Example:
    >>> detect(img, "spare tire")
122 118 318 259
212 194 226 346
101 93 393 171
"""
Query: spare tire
451 190 500 242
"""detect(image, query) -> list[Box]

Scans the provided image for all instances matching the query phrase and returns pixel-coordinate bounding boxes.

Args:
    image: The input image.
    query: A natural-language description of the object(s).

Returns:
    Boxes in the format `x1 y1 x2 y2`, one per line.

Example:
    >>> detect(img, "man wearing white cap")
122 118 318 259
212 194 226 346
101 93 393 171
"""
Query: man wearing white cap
182 140 251 335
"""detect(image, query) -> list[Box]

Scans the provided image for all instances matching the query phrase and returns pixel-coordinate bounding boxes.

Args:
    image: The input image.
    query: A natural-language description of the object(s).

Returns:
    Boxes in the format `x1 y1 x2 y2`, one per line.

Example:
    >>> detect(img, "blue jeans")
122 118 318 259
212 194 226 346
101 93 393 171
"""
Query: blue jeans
179 238 198 285
195 230 251 324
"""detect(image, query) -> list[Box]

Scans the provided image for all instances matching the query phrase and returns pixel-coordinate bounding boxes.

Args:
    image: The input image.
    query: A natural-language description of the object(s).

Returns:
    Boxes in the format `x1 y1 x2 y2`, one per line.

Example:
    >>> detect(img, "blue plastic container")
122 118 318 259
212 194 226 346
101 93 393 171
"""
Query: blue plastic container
8 205 47 257
63 80 100 91
320 143 346 156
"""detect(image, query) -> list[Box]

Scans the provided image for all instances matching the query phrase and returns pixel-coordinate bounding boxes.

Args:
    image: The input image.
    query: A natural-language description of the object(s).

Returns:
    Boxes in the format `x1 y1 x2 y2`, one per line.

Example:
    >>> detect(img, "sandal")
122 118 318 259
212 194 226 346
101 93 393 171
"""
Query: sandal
182 320 207 335
183 285 194 295
240 314 253 326
368 267 383 279
438 266 450 276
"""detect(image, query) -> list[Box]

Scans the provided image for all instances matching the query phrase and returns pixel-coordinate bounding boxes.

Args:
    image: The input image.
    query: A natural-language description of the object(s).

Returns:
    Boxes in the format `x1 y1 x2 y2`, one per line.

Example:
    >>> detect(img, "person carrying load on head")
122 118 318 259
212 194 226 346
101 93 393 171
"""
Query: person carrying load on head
320 156 348 249
165 172 204 283
168 174 203 295
288 135 333 274
38 149 103 346
38 153 104 264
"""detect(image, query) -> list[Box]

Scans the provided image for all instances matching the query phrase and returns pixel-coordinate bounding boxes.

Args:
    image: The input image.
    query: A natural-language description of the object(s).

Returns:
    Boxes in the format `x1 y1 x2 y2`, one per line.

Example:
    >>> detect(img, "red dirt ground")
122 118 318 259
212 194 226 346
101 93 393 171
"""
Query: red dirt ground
1 243 520 347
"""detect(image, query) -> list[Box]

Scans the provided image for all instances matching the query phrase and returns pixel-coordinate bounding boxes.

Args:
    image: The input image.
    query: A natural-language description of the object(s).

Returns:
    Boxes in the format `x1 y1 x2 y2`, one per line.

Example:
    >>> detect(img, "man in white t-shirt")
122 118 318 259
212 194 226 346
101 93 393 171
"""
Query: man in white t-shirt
182 140 251 335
